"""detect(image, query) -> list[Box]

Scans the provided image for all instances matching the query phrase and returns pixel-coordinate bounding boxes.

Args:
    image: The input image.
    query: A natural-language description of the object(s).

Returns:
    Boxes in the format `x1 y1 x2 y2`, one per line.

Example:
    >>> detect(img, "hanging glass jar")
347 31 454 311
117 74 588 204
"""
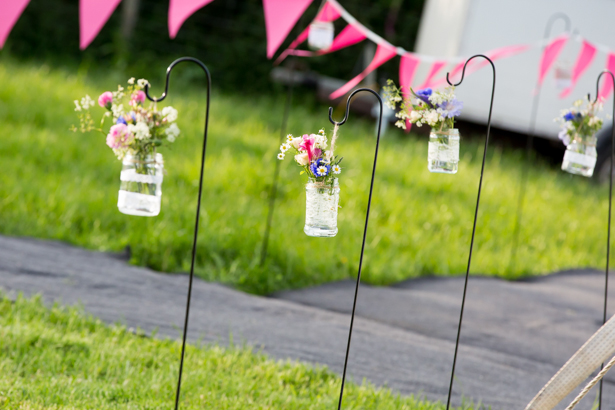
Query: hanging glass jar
117 152 164 216
561 136 597 177
428 127 460 174
308 21 334 50
304 178 339 237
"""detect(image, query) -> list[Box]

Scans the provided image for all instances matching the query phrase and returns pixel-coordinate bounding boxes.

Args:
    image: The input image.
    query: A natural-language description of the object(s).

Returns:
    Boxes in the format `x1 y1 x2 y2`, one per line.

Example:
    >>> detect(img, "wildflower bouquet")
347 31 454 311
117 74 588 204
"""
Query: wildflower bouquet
278 128 342 237
278 129 342 186
556 97 604 177
72 78 180 216
72 78 180 160
383 80 463 131
555 97 603 147
384 80 464 174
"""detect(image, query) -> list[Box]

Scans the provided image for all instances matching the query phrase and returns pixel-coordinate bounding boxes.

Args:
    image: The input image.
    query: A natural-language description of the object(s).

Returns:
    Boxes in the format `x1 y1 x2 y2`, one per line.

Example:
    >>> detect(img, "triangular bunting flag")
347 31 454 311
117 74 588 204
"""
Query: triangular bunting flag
599 53 615 100
559 40 597 98
537 34 568 87
330 43 397 100
264 0 313 59
0 0 30 48
399 54 420 131
79 0 123 49
168 0 215 39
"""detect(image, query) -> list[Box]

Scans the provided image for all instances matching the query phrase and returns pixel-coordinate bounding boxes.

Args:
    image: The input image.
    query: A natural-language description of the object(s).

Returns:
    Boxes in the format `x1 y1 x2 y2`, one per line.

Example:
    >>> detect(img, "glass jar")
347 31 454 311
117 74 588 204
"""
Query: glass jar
304 178 339 237
428 128 460 174
117 152 163 216
561 138 597 177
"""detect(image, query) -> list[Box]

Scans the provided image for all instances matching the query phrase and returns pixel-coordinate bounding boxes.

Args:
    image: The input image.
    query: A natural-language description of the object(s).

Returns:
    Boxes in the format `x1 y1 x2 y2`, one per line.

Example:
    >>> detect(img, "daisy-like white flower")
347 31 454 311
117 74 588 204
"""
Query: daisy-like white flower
277 153 285 160
332 165 342 174
319 128 325 135
317 165 328 176
286 134 294 142
128 77 135 85
137 78 149 88
280 143 290 152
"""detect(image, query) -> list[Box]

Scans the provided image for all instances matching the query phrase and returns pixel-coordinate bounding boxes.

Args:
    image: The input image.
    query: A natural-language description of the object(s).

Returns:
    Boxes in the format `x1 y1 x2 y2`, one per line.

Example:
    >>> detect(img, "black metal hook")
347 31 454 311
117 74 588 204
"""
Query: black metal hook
591 71 615 104
145 56 211 410
329 88 383 410
144 56 210 103
444 54 496 410
328 88 382 126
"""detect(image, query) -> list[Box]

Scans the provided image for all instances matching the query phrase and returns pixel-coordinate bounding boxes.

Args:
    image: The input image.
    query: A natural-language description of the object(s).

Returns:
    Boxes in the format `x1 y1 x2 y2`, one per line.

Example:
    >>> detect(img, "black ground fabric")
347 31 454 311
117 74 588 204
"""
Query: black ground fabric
1 234 613 410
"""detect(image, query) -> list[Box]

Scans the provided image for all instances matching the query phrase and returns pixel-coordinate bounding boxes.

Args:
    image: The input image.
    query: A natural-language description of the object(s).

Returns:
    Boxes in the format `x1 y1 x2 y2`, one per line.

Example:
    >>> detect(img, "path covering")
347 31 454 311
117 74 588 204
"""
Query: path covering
0 235 613 410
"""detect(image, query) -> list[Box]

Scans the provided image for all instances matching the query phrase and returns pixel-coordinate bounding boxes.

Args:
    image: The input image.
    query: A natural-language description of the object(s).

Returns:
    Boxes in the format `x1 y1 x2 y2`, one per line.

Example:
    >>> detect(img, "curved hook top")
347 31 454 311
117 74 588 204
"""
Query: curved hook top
446 54 495 87
144 56 211 103
591 70 615 103
329 88 382 126
544 12 572 39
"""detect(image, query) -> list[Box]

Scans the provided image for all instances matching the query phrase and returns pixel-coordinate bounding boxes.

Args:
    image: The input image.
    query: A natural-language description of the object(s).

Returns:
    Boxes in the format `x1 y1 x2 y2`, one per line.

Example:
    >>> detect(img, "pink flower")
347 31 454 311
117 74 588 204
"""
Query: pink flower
129 90 146 106
98 91 113 109
299 134 321 162
106 123 134 149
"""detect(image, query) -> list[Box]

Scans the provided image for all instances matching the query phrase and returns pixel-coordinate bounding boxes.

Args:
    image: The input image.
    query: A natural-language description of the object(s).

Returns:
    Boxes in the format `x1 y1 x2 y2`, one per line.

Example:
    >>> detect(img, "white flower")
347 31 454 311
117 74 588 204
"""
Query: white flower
409 110 422 122
277 153 285 160
332 165 341 174
589 116 600 126
316 166 328 176
80 95 94 109
394 120 407 130
161 106 178 122
74 100 82 112
294 152 309 165
111 103 124 119
315 133 327 149
286 134 294 142
280 143 290 152
128 121 151 140
165 123 180 142
424 110 441 127
128 77 135 85
137 79 149 88
319 128 325 135
291 137 302 149
324 150 333 161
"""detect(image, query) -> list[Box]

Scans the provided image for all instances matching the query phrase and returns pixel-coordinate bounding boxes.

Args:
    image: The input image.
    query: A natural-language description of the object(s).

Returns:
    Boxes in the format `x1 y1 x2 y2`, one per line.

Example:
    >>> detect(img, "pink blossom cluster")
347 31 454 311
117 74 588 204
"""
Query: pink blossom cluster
106 124 134 149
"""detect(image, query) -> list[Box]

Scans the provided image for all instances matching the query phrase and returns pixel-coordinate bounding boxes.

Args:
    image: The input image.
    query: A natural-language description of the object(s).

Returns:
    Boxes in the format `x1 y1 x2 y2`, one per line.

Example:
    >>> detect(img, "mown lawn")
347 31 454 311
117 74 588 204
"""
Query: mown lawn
0 59 612 294
0 294 458 409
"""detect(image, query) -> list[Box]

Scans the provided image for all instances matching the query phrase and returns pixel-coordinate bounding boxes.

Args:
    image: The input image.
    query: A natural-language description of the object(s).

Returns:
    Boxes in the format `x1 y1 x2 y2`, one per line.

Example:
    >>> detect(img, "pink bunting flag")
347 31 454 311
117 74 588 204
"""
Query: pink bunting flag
399 54 420 131
264 0 314 59
325 23 366 53
0 0 30 48
599 53 615 101
559 40 597 98
79 0 123 49
315 1 341 22
168 0 215 39
417 61 446 89
330 43 398 100
537 34 568 87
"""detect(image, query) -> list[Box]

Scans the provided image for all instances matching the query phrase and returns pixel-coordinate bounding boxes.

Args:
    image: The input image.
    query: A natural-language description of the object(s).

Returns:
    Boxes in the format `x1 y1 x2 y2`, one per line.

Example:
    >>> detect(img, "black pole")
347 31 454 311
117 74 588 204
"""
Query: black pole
444 55 496 410
509 12 571 272
260 60 296 266
329 88 383 410
591 70 615 410
143 56 211 410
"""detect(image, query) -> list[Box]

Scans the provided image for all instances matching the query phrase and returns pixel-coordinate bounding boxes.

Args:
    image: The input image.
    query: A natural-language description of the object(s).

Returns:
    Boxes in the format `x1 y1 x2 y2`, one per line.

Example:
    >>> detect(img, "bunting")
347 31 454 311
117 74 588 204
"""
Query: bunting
169 0 215 38
599 53 615 101
0 0 30 48
263 0 313 59
79 0 123 50
559 40 597 98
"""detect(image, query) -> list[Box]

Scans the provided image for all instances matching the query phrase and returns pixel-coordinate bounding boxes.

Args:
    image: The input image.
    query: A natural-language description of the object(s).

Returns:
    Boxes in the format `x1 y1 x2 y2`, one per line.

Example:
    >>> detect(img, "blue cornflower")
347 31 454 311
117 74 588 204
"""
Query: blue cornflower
437 98 463 118
415 88 433 105
563 112 575 121
310 159 330 177
116 116 127 125
130 111 137 122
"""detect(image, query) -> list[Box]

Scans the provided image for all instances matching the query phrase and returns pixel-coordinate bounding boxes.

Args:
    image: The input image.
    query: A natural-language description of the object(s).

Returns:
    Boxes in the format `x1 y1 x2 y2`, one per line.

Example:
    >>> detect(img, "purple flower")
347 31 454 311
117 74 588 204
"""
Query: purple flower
438 98 463 118
116 116 127 125
415 88 433 105
563 112 575 121
558 128 571 146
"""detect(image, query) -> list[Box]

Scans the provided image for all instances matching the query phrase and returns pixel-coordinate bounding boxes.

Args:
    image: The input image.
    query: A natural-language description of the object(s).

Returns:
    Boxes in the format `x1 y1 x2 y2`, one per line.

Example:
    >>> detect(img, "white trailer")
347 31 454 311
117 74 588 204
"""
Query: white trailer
414 0 615 144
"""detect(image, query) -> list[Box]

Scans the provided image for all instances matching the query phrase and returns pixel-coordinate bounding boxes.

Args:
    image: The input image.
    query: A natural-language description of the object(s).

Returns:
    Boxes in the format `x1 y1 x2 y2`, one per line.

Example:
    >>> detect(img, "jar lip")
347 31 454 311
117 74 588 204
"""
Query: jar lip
124 152 164 164
431 128 459 136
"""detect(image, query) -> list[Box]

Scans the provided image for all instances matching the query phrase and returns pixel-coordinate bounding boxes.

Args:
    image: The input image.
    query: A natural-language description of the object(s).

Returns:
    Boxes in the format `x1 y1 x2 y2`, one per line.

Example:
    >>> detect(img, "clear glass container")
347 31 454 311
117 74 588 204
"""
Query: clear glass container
304 178 339 237
561 138 597 177
428 128 460 174
117 152 163 216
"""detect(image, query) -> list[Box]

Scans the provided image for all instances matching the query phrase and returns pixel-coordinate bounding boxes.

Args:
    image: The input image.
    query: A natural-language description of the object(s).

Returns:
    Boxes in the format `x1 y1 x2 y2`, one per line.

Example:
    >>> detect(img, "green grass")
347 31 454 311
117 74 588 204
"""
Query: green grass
0 294 460 409
0 59 613 294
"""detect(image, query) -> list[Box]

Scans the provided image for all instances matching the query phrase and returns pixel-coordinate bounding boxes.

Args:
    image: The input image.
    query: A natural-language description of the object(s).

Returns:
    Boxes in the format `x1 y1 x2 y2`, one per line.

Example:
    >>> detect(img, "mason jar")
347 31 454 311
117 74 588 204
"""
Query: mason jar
428 128 460 174
561 138 597 177
117 152 163 216
304 178 339 237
